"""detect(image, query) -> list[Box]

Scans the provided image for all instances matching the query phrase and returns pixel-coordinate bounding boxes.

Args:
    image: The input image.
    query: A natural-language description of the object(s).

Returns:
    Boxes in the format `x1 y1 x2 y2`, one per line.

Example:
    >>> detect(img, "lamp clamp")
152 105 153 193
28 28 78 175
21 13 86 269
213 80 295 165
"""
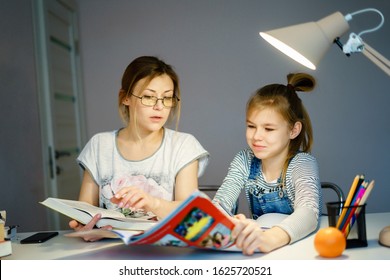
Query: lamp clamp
334 33 364 57
343 33 365 54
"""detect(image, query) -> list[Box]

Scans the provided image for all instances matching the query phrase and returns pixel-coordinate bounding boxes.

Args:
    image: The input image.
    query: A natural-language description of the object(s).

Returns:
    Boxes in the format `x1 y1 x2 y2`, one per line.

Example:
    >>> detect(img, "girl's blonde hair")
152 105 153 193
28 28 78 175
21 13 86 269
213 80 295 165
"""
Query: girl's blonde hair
246 73 316 186
118 56 181 129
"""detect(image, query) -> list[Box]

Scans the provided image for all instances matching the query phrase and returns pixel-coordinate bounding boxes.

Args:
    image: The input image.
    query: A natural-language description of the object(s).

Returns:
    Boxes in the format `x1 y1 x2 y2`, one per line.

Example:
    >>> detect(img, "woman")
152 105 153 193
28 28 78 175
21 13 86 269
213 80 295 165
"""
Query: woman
70 56 209 241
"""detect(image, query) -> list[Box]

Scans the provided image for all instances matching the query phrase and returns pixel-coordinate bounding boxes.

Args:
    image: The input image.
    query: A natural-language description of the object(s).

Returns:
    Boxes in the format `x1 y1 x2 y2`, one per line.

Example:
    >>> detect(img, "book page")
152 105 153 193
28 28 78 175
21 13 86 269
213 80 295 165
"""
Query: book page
47 198 155 221
65 229 140 242
62 199 125 219
255 213 288 229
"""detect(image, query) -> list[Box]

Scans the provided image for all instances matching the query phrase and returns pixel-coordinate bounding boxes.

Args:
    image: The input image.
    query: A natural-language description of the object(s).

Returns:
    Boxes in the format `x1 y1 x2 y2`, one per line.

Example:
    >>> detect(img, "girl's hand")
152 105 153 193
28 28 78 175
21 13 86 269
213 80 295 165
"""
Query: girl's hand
232 217 290 255
233 213 247 220
111 186 160 213
68 214 112 242
232 217 271 255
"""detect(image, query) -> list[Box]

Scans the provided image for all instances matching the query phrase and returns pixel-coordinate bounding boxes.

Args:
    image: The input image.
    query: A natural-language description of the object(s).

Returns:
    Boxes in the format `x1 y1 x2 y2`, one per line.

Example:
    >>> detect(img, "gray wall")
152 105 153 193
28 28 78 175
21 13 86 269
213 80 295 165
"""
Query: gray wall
1 0 389 232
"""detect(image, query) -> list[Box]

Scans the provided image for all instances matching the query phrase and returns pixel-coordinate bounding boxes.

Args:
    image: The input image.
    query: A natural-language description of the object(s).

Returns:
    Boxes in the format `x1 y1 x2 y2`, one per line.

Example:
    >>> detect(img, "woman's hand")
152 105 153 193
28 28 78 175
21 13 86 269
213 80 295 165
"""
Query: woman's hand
68 214 112 242
231 215 290 255
111 186 160 213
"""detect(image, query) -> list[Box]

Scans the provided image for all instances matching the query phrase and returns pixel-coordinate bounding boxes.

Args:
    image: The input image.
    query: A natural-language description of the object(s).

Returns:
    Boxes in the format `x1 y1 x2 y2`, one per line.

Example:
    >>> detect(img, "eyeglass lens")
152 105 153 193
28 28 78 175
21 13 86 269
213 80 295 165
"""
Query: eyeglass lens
141 95 177 107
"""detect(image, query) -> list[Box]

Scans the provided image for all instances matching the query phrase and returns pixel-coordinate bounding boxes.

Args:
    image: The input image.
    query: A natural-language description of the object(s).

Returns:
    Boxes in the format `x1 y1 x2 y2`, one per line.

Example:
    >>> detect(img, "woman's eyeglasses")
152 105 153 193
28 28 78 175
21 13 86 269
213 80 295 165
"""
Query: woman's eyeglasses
131 93 180 108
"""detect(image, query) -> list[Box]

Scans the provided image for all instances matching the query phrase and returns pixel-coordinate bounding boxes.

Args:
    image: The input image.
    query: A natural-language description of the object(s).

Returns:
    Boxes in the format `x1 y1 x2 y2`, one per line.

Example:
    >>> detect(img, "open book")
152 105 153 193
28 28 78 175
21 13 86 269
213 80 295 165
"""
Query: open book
40 198 157 231
65 191 287 251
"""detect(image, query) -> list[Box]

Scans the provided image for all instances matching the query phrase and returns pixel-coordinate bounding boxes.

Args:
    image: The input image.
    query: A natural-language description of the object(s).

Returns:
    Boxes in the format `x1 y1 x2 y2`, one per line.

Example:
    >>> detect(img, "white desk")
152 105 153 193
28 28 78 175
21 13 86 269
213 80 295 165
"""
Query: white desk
2 212 389 260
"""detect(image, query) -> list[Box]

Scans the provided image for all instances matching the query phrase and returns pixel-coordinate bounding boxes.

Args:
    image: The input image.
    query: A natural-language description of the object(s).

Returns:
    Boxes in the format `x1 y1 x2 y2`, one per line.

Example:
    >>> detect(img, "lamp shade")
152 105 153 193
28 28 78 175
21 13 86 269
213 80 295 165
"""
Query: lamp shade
260 12 350 70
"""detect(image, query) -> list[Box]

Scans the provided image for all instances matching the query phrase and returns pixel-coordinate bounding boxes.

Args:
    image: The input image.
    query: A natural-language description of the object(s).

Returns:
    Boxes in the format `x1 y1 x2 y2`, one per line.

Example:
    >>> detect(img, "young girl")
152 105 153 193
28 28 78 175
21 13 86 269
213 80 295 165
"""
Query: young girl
213 73 321 254
69 56 209 240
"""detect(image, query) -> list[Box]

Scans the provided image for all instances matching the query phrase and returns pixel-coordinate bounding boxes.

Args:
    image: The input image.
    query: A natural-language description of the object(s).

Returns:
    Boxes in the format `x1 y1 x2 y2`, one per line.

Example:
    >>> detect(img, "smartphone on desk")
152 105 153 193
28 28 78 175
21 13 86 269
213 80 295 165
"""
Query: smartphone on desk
20 231 59 244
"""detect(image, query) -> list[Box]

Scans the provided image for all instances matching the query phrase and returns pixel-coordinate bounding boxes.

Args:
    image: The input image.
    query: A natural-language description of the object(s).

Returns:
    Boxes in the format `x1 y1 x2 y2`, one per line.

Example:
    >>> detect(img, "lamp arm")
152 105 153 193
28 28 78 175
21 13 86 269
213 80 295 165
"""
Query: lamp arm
361 42 390 77
342 8 389 76
345 8 385 37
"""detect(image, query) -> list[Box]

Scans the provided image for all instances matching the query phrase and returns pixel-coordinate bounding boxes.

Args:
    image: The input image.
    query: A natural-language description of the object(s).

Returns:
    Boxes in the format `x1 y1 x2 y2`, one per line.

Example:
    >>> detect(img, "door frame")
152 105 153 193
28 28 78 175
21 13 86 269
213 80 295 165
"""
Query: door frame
32 0 87 229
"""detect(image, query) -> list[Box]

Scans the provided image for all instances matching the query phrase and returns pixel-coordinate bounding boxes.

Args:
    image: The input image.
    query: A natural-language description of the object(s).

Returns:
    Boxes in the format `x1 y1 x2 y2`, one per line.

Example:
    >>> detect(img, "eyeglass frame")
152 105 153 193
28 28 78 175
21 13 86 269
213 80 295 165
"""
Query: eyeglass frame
130 92 180 108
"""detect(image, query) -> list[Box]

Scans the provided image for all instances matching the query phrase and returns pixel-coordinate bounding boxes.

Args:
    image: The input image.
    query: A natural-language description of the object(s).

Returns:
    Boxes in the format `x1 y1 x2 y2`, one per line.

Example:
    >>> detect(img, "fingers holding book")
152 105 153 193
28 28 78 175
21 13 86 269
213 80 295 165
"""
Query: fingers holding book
69 214 113 242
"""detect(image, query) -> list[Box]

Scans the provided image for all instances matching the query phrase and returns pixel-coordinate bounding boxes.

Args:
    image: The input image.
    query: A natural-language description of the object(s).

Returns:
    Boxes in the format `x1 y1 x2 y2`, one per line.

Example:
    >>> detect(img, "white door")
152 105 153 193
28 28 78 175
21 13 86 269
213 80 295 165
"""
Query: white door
33 0 86 229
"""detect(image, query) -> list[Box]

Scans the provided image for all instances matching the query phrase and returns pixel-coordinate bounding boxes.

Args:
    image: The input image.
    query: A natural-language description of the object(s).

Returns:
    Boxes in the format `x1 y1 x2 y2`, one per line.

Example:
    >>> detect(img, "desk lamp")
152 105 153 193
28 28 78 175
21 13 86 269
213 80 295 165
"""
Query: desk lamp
259 8 390 76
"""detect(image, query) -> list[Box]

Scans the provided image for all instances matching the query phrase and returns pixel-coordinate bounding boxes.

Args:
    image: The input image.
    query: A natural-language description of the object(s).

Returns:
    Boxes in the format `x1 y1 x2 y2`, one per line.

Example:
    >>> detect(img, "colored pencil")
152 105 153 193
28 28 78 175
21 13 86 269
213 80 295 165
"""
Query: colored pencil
340 180 368 235
336 174 364 229
343 180 375 237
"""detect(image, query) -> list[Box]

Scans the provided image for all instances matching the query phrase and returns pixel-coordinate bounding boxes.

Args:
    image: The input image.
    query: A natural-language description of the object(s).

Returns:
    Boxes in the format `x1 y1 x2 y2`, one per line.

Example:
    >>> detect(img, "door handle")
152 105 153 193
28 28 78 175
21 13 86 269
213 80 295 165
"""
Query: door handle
55 150 71 159
56 165 62 175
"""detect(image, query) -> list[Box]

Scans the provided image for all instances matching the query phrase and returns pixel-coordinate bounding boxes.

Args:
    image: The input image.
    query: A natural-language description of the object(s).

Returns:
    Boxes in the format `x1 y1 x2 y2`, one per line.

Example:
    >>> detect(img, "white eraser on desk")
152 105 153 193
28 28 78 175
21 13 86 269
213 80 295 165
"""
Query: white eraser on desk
379 225 390 247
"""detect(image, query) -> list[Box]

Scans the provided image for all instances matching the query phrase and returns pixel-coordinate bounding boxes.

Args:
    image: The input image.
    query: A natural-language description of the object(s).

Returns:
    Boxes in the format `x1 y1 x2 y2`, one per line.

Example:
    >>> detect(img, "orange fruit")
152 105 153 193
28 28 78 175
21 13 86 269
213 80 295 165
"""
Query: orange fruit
314 227 346 258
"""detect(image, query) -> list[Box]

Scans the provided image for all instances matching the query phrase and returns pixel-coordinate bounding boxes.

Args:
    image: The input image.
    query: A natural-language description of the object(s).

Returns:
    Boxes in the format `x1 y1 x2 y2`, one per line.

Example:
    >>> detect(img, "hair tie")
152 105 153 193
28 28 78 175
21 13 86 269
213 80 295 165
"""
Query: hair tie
287 84 295 91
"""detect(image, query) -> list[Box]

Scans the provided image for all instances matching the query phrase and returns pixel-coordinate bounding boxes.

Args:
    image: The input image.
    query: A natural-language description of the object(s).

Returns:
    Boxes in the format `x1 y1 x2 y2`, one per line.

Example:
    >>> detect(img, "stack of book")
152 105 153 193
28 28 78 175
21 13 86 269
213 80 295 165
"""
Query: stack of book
0 210 12 258
336 175 375 237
